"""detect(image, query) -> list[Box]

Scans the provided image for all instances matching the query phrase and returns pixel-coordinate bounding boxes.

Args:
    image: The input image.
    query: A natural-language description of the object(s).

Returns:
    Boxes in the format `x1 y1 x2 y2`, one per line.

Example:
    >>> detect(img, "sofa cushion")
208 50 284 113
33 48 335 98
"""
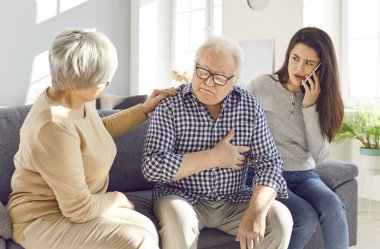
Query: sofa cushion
6 240 23 249
0 105 31 204
113 95 148 110
125 190 157 226
0 204 12 240
99 110 154 192
96 94 148 110
316 159 358 190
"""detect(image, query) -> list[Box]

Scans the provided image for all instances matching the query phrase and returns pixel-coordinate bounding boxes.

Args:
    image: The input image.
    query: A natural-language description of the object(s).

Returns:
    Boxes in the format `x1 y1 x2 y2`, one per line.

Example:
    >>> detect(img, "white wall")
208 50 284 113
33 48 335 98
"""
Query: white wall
223 0 303 72
0 0 303 106
0 0 131 106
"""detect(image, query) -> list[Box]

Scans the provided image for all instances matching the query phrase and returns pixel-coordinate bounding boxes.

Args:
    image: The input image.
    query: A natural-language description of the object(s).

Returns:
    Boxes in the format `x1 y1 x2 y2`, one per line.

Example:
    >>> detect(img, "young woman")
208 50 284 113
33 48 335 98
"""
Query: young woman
247 27 348 249
7 29 177 249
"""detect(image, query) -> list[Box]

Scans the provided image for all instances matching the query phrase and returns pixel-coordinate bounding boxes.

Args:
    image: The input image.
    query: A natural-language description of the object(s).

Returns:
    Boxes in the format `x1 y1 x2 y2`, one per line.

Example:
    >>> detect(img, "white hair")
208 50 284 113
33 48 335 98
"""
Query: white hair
195 36 244 74
49 29 118 91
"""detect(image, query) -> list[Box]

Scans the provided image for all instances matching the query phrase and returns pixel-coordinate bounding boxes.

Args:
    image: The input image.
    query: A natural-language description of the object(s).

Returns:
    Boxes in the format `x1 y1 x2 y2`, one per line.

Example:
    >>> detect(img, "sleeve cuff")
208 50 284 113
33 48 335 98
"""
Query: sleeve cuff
125 103 148 123
102 104 148 137
302 104 317 113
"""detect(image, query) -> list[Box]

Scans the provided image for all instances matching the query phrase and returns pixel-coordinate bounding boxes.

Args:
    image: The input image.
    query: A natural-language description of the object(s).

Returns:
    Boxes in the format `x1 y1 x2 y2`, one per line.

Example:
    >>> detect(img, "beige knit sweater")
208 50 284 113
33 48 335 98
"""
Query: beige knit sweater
7 90 147 243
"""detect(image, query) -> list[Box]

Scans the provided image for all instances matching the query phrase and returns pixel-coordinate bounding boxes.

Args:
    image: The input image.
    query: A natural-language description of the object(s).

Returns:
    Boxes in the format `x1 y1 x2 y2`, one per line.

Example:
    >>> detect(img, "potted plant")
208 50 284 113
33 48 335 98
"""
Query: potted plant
334 108 380 173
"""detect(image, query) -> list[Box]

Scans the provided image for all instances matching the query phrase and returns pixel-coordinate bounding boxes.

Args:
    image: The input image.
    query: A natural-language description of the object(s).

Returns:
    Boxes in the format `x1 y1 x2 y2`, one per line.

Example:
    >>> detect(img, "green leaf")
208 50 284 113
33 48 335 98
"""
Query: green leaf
334 108 380 149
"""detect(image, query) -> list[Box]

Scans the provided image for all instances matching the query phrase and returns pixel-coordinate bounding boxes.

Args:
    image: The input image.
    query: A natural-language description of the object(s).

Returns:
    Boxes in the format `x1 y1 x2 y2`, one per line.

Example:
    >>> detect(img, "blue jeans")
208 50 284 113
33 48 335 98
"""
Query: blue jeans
278 169 349 249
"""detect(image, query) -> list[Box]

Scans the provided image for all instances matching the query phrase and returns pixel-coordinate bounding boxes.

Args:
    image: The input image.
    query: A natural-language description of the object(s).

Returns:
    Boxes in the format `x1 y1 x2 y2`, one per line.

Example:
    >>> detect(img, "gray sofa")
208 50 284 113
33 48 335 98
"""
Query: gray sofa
0 105 358 249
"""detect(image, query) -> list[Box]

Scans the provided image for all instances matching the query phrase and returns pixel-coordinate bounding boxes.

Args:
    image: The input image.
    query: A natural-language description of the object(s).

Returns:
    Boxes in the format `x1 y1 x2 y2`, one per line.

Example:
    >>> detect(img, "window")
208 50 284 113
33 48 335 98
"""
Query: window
139 0 158 95
172 0 222 75
344 0 380 101
303 0 380 108
131 0 222 96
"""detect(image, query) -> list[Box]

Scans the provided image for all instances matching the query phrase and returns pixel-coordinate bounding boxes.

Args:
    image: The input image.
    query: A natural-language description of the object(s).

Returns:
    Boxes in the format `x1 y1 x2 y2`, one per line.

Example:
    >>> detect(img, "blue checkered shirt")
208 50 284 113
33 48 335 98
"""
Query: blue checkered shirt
142 84 287 205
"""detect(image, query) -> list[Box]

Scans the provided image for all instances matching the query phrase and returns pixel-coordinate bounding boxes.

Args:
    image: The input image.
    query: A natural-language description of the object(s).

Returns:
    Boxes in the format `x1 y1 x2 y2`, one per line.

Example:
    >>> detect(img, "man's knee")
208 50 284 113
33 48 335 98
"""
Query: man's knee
267 201 293 248
154 195 200 249
154 195 198 227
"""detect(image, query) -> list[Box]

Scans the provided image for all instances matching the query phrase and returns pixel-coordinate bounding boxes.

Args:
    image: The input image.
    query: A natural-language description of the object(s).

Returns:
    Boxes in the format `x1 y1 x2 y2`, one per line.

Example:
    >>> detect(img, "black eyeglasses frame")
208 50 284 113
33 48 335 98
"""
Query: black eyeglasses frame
194 63 235 86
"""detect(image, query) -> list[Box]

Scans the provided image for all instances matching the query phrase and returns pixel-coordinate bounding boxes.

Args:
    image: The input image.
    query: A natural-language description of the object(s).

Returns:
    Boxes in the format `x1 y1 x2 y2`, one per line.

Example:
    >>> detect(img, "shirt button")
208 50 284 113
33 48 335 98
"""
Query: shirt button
292 102 295 105
291 111 294 114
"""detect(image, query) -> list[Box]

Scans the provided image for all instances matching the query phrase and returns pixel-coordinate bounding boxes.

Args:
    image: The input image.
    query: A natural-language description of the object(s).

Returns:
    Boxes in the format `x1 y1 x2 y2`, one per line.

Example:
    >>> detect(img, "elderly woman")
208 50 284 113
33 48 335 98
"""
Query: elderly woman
7 29 176 249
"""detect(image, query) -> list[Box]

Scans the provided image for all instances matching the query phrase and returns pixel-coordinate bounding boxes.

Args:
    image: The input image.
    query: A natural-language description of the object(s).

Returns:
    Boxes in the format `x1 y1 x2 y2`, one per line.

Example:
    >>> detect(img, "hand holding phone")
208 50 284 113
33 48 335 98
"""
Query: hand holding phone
300 62 322 93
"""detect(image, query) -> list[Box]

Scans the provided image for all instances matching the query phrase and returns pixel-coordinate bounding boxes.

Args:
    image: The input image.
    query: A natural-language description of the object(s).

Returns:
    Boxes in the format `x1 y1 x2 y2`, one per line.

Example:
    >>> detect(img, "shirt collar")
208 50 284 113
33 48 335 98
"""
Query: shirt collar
180 83 243 101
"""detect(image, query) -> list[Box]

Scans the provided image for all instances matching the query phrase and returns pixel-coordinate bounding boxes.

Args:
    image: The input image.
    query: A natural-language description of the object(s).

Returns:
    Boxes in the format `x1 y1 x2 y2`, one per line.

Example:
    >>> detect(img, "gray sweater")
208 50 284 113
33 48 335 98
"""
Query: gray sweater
247 74 330 171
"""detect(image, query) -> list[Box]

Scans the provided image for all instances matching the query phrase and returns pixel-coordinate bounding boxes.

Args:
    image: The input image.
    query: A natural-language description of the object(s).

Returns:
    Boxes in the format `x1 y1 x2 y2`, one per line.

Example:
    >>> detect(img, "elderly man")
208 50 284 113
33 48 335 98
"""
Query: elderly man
142 36 292 249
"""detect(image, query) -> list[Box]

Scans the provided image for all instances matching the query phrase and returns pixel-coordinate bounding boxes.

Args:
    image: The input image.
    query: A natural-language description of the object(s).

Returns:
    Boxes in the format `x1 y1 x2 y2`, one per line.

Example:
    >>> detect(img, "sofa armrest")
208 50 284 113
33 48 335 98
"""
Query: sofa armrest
316 159 358 190
0 203 12 240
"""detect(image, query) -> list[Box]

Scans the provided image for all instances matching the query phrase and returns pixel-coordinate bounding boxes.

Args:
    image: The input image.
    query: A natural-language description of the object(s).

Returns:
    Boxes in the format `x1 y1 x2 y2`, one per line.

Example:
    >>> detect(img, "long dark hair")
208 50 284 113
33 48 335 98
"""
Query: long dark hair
275 27 344 142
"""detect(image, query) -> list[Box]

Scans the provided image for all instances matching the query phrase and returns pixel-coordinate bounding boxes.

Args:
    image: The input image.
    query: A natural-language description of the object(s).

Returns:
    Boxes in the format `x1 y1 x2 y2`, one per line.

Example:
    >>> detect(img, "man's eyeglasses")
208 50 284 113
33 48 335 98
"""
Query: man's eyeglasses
195 64 235 86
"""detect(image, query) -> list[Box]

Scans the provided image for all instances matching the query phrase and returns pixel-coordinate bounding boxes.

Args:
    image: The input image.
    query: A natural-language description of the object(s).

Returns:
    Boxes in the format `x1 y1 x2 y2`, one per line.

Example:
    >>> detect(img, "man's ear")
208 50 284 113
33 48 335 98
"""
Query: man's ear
233 77 240 85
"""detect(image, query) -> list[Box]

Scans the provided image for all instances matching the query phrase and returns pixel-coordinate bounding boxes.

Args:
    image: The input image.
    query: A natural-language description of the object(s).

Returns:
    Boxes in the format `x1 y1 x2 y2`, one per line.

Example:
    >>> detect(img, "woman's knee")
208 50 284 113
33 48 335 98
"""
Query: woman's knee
319 193 346 221
318 191 344 211
116 223 159 249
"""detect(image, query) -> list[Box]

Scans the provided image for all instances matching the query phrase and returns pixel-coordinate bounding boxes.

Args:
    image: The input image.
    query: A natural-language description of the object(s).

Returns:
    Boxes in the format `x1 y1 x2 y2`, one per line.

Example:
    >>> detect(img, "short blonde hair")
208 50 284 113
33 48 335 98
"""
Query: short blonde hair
49 29 118 91
195 36 244 75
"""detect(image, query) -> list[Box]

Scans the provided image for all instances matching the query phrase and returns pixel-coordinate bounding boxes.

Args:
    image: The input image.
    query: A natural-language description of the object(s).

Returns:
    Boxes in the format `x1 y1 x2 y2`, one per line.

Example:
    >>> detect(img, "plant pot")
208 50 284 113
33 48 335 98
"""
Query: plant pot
359 148 380 175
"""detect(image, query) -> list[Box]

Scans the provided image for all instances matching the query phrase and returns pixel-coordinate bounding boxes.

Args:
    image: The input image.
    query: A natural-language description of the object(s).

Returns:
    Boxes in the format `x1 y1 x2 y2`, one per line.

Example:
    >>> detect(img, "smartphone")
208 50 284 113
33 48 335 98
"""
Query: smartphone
300 62 322 93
